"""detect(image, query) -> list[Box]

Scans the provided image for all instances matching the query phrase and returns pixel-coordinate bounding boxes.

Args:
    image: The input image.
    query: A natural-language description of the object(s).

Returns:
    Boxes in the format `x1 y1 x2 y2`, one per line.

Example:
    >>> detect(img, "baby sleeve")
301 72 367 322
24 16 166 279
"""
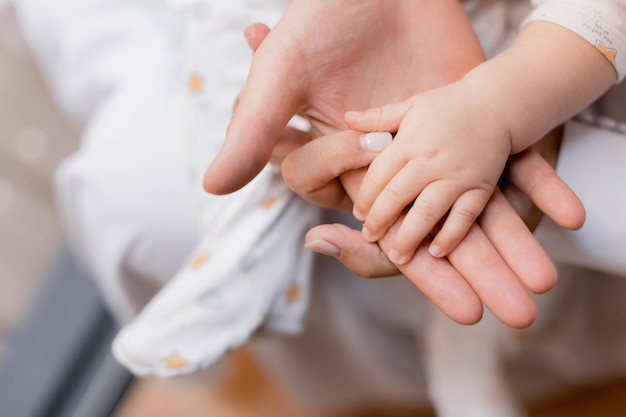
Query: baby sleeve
525 0 626 82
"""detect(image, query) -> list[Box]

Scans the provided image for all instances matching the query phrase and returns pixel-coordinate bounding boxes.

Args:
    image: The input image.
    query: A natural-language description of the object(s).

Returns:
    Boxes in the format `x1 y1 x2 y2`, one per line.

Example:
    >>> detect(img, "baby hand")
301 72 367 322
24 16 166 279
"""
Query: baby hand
348 82 511 264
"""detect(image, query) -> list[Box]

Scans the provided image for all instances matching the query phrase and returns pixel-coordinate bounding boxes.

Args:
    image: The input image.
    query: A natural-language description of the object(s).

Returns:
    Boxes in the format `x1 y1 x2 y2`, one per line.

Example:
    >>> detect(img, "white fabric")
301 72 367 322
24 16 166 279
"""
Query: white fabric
111 0 321 377
524 0 626 81
13 0 197 322
10 0 626 414
535 118 626 276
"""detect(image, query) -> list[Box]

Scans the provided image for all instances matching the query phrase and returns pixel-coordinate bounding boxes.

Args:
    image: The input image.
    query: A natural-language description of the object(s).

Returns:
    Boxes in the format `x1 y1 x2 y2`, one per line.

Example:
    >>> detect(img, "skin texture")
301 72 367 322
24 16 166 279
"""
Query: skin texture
349 21 614 264
204 0 484 193
215 2 586 328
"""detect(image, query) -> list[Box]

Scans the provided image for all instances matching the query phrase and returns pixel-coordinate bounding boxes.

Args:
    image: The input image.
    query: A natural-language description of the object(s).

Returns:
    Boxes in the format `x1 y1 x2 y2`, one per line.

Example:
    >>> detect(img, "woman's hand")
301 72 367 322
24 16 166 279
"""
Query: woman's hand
226 5 584 328
282 129 584 328
204 0 485 194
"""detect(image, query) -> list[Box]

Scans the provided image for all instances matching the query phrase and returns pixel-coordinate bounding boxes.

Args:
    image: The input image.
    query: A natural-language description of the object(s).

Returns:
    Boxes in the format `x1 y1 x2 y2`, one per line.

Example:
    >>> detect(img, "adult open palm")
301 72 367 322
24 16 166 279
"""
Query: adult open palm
202 0 585 328
203 0 484 194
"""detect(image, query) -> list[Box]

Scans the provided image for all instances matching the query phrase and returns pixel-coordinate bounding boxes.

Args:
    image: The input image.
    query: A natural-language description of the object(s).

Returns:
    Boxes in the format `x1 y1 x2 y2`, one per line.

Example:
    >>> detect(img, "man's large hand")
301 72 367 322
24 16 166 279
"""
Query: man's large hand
203 0 485 194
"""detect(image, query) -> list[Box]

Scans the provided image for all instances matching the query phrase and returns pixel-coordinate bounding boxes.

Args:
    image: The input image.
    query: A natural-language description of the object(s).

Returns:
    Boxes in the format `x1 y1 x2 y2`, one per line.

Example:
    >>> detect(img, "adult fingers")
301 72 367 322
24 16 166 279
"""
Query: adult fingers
444 221 538 329
344 98 411 133
379 215 485 325
479 188 558 295
282 130 391 212
507 147 585 230
305 219 487 325
305 223 400 278
244 22 270 52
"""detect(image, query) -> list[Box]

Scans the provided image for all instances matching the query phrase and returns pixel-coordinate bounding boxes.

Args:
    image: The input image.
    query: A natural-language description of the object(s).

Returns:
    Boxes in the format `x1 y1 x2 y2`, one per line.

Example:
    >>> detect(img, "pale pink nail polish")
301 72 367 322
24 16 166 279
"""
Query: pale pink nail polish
360 132 392 152
305 240 341 257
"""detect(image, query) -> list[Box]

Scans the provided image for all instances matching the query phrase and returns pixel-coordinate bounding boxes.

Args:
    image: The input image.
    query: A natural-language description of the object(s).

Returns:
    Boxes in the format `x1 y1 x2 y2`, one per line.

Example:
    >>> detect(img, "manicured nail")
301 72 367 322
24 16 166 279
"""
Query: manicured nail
305 240 341 257
429 244 443 258
360 132 392 152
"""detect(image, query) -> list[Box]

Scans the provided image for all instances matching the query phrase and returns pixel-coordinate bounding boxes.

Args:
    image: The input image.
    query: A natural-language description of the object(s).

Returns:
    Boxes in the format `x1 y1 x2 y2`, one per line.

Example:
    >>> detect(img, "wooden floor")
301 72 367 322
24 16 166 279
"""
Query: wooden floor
114 350 626 417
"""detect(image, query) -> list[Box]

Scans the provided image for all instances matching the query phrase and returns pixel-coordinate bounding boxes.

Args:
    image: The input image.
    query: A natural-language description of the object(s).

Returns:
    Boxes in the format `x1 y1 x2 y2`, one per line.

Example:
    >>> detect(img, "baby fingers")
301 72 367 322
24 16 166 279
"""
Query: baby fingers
358 160 426 244
428 188 493 258
345 99 412 134
353 147 406 223
387 182 459 265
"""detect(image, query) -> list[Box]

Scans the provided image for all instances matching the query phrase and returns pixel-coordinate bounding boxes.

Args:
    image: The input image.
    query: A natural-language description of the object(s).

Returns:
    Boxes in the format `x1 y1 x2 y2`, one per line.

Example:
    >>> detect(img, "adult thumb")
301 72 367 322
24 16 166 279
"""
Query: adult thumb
203 24 306 194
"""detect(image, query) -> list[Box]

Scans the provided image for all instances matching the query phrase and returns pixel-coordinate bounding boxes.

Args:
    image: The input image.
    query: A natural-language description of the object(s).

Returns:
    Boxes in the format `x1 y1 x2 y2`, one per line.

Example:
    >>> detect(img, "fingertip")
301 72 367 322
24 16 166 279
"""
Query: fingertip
387 248 401 264
548 192 586 231
500 297 537 329
353 206 365 221
244 23 271 52
344 110 362 122
361 226 377 243
307 223 400 278
564 203 586 230
359 131 393 153
454 307 484 326
428 244 445 258
436 297 484 326
202 154 263 195
528 262 558 295
304 239 342 258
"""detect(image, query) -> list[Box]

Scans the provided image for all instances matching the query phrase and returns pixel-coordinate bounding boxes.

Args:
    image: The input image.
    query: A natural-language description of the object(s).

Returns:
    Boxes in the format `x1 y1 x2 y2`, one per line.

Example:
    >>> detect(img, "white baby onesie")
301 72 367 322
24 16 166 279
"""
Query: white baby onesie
112 0 321 376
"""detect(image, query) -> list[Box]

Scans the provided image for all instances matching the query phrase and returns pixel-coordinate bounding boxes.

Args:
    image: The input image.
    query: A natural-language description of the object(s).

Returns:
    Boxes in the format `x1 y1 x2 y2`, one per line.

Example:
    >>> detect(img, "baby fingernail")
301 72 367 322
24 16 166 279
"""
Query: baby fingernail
388 249 401 264
429 244 443 258
361 227 376 242
353 206 365 221
305 240 341 257
360 132 392 152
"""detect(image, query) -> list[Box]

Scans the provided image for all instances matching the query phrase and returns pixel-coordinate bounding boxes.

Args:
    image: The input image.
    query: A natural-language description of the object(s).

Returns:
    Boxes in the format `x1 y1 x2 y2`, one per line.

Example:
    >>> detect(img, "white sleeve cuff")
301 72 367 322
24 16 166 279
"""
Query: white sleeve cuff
524 0 626 83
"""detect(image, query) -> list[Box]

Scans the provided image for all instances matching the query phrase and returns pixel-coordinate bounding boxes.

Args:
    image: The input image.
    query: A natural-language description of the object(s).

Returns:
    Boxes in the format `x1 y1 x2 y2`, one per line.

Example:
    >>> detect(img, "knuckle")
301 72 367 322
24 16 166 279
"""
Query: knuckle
380 185 404 207
369 106 386 126
453 205 481 224
363 164 385 189
365 211 388 231
412 200 438 221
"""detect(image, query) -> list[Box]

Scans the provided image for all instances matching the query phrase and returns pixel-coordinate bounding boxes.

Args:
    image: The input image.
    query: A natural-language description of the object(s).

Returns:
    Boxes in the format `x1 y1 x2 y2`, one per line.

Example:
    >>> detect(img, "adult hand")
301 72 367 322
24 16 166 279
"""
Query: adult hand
283 129 584 328
222 2 585 328
203 0 485 194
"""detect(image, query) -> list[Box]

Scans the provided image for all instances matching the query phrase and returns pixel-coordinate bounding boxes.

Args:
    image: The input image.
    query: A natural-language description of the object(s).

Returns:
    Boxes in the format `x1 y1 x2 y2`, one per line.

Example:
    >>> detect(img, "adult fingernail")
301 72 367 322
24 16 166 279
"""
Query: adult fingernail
360 132 392 152
305 240 341 257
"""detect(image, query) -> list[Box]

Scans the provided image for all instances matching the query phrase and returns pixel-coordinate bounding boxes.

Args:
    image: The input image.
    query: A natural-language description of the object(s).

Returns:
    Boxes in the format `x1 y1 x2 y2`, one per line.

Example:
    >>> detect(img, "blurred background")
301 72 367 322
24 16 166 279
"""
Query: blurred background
0 5 626 417
0 7 78 361
0 8 336 416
